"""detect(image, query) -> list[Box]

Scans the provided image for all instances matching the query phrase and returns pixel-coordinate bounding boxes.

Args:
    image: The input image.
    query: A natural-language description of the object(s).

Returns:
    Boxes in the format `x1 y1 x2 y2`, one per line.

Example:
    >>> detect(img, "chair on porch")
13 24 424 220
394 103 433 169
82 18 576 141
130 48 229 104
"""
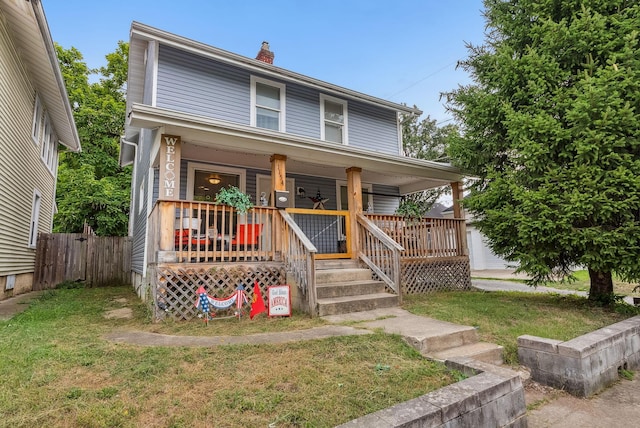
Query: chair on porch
230 223 263 250
174 229 210 250
174 218 209 250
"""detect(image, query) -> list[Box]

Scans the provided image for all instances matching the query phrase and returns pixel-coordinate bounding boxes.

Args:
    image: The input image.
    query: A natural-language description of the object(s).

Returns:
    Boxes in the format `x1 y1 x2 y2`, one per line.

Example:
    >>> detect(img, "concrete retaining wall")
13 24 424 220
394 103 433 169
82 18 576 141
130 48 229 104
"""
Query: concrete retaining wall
518 315 640 397
337 358 527 428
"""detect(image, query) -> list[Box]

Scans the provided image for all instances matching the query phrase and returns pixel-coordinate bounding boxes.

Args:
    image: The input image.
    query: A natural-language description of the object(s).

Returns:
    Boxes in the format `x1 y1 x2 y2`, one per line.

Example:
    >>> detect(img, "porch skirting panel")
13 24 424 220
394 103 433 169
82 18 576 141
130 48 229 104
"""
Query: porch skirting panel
151 262 286 321
401 256 471 294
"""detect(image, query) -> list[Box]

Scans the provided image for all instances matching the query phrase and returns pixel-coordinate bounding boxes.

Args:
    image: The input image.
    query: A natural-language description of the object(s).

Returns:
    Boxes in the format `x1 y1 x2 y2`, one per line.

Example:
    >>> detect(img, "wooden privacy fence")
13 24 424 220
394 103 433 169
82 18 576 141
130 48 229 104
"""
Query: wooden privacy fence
33 233 131 290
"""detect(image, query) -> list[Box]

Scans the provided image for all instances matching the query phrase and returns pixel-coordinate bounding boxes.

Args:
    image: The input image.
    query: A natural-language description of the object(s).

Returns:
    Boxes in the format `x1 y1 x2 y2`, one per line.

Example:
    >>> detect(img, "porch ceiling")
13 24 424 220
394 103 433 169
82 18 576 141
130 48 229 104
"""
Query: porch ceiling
129 103 464 193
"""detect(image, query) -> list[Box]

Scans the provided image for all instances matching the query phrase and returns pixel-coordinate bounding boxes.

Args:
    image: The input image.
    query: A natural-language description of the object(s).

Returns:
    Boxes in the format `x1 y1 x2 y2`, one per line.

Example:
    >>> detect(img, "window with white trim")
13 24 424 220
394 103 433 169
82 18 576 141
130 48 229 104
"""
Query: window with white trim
320 94 347 144
32 94 58 173
40 117 50 160
46 127 57 169
251 76 285 131
32 95 42 144
29 189 42 248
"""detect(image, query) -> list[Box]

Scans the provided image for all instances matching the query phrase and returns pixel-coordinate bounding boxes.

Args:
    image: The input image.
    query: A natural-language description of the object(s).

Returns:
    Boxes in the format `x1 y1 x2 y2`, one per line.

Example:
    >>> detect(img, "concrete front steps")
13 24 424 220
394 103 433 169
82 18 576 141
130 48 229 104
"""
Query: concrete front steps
323 307 504 366
315 260 399 317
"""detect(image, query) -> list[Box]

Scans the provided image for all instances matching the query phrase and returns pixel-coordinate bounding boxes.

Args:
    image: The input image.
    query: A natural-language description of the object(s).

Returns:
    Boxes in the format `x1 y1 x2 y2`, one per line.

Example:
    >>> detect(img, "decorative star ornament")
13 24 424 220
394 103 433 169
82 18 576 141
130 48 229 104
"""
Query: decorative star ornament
309 190 329 210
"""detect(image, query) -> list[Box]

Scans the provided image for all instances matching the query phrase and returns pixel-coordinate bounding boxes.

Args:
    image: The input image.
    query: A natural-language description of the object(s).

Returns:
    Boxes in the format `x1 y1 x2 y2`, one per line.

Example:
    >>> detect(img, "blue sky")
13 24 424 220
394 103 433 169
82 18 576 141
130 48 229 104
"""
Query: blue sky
44 0 487 123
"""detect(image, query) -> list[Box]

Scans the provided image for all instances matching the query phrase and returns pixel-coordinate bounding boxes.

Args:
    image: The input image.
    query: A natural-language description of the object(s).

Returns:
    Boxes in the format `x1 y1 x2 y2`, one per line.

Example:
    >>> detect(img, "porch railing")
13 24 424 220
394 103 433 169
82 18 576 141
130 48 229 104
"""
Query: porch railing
149 200 280 263
365 214 467 258
279 210 318 316
356 213 403 302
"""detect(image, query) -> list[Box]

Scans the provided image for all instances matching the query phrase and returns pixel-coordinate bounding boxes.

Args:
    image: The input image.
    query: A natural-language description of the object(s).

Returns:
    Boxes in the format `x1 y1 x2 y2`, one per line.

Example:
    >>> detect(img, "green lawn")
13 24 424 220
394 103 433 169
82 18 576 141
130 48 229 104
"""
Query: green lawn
1 285 637 427
0 287 455 428
404 291 639 365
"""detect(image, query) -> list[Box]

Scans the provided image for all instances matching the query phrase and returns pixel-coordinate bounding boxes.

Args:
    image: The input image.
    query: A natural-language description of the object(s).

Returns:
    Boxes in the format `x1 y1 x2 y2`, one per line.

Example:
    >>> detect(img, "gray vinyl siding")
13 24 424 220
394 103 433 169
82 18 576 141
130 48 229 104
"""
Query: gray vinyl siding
286 84 320 138
288 175 338 210
156 45 250 124
371 184 400 215
348 102 399 154
0 17 57 276
153 45 401 154
175 162 338 212
130 128 156 274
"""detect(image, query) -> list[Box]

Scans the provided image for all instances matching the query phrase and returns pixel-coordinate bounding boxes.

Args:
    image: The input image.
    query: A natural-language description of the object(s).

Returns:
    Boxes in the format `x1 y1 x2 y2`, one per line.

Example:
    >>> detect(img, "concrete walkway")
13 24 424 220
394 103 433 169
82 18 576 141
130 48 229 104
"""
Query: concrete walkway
0 291 45 320
105 325 373 347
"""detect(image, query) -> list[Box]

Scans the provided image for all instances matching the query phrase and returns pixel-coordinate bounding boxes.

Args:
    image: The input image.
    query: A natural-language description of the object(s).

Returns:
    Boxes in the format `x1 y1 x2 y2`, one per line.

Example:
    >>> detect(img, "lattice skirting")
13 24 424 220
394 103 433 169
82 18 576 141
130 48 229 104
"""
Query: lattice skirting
152 262 286 321
401 256 471 295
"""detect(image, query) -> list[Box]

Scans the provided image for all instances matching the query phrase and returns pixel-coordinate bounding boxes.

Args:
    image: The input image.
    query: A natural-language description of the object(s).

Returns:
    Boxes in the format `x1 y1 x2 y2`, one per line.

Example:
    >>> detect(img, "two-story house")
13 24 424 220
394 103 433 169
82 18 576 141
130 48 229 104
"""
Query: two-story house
121 22 470 320
0 0 80 300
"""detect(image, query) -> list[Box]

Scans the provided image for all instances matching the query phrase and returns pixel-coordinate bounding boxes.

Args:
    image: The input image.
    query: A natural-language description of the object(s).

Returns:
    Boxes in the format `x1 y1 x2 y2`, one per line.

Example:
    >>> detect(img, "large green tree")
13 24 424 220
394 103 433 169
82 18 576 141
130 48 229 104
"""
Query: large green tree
445 1 640 302
397 113 459 217
54 42 131 236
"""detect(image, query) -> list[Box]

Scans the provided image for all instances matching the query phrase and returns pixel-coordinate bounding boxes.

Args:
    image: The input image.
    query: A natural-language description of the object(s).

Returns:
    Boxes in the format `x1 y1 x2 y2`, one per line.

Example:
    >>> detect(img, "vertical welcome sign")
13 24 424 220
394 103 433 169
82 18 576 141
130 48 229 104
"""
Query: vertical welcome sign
159 134 181 199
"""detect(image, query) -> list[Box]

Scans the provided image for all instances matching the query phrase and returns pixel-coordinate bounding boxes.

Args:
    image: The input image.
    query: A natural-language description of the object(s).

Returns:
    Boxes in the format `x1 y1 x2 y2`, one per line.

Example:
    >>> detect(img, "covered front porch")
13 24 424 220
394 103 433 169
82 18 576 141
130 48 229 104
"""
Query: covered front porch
127 106 470 319
148 198 470 320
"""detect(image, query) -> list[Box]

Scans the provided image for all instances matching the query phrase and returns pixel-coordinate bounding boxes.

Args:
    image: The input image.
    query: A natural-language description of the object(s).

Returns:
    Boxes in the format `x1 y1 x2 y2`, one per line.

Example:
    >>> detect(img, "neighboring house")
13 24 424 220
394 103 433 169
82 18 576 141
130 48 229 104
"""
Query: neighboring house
442 206 515 271
121 22 470 319
0 0 80 299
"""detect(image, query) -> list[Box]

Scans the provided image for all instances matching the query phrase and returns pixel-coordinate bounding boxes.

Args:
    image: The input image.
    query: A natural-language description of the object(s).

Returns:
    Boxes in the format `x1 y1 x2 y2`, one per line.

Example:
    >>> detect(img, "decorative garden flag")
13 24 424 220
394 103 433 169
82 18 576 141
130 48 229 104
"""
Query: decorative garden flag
250 280 266 319
194 285 248 322
195 286 212 314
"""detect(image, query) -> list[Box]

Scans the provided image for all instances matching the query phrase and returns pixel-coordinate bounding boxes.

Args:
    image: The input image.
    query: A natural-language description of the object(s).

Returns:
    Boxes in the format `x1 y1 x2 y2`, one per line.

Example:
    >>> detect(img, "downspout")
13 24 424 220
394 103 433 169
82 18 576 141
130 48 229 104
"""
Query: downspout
121 138 138 237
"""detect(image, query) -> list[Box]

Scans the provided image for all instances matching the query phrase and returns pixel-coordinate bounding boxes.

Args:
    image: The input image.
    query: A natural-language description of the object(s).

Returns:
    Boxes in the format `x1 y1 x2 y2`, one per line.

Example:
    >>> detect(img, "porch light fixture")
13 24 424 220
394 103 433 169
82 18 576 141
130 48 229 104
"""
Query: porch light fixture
297 187 306 199
207 175 221 185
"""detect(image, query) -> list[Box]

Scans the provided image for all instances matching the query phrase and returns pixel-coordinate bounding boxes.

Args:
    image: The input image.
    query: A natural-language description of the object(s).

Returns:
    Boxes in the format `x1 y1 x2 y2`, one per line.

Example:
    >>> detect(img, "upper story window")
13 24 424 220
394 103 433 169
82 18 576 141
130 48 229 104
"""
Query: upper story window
251 76 286 131
29 189 42 248
31 95 42 144
320 94 348 144
32 94 58 174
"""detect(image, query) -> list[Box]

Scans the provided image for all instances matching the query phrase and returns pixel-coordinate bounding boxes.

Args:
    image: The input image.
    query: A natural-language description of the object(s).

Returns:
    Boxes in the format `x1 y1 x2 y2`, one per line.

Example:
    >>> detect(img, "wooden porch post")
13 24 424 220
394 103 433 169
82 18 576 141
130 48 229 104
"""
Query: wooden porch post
270 154 287 255
270 154 287 197
158 135 182 254
159 134 181 200
450 181 468 256
159 201 175 251
346 167 363 259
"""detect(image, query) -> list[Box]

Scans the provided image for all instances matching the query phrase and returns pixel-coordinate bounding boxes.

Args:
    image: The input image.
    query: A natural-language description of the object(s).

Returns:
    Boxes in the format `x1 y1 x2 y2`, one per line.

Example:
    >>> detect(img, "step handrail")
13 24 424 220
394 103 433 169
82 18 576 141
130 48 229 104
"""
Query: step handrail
279 210 318 316
356 213 404 303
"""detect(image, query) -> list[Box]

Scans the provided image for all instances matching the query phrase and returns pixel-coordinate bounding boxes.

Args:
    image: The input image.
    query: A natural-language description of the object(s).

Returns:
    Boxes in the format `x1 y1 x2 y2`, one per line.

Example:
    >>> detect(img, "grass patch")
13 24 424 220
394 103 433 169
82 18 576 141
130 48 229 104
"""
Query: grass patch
3 286 638 426
473 270 640 296
0 287 455 427
403 291 640 365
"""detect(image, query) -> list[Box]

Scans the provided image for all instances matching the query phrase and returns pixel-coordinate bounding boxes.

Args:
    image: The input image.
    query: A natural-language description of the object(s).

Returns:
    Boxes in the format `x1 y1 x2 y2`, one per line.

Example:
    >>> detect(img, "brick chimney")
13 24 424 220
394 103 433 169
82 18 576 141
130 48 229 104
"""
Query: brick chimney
256 41 274 64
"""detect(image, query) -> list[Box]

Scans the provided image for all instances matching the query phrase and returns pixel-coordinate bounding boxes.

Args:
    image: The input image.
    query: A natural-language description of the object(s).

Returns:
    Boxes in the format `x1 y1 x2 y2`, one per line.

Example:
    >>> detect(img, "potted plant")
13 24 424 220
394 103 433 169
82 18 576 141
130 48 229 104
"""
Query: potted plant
214 185 254 214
